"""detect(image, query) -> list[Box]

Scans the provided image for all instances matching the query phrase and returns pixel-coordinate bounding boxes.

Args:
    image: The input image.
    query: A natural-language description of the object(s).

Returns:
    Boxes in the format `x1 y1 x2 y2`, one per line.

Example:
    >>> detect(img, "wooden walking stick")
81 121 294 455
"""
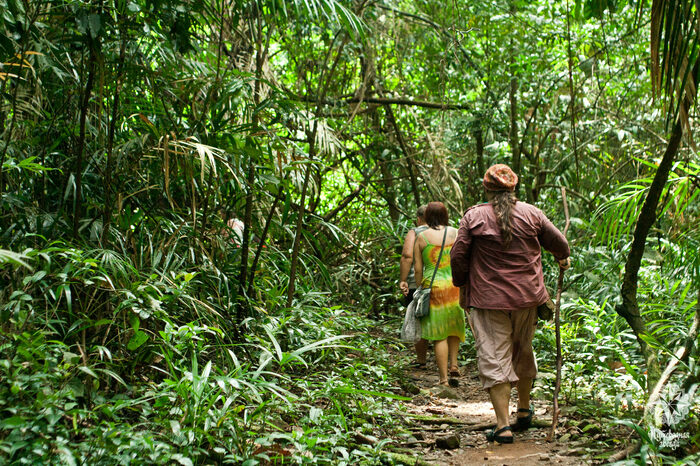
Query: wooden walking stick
548 186 570 442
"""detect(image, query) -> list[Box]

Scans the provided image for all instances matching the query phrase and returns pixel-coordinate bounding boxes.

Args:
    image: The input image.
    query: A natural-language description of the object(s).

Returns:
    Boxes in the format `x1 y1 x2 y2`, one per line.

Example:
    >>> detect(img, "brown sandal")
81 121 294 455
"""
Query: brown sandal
448 367 461 377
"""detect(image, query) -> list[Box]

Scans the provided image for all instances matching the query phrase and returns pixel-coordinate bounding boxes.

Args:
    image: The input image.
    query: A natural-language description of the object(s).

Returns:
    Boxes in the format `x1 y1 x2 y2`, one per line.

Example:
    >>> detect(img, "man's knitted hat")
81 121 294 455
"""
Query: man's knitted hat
483 164 518 192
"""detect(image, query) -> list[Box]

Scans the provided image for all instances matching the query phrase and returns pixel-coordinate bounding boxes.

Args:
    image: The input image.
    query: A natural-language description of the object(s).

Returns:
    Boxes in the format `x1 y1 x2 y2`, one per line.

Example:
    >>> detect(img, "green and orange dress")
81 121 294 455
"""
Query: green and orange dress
418 233 466 342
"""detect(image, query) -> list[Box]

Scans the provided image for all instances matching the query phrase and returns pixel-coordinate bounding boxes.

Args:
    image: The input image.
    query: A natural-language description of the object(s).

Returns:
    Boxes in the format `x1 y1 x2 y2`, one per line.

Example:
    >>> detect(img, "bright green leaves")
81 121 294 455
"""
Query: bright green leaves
3 156 53 174
127 331 149 350
128 315 149 351
269 0 366 39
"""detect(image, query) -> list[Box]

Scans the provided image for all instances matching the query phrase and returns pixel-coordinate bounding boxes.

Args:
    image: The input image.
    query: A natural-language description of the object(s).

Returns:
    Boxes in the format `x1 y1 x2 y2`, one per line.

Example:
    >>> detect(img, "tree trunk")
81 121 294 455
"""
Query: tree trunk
247 187 284 298
616 120 683 391
385 104 421 208
237 141 257 319
285 29 346 308
508 46 521 198
73 39 99 239
564 0 579 185
102 22 127 243
286 146 314 308
238 6 271 313
0 4 40 198
379 155 399 222
474 124 484 180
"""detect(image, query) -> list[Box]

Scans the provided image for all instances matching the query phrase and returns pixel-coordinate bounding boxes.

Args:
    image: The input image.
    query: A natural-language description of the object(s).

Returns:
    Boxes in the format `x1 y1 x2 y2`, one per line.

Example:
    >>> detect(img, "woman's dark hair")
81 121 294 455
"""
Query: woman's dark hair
489 191 517 247
424 202 448 228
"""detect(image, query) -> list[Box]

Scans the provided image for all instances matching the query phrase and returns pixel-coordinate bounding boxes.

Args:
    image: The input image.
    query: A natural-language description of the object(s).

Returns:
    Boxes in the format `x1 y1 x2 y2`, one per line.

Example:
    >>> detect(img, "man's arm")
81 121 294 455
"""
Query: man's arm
399 229 416 295
413 235 424 287
537 212 570 262
450 216 472 287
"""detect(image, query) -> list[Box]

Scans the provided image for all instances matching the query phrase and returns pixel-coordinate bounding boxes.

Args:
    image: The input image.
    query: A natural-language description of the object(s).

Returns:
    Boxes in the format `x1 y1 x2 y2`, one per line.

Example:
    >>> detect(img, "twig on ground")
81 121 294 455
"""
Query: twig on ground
606 441 641 463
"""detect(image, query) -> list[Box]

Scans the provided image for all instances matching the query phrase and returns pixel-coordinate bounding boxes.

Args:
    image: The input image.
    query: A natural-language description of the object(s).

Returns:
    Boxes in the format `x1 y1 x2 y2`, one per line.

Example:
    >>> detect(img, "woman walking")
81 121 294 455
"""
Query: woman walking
414 202 466 386
450 164 570 444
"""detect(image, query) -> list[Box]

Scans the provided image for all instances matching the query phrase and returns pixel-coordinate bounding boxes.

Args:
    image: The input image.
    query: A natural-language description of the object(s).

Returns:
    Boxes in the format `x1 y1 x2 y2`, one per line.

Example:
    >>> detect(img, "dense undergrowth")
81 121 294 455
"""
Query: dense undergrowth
536 231 700 463
0 239 412 464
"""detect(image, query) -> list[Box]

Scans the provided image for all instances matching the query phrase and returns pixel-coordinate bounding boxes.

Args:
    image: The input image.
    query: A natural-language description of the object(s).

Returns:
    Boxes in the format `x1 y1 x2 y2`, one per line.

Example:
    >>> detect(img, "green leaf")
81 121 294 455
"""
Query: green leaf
17 156 51 173
127 330 148 350
332 386 412 401
78 365 98 378
309 406 322 423
130 315 140 332
22 270 46 285
0 416 25 428
171 455 193 466
0 249 32 270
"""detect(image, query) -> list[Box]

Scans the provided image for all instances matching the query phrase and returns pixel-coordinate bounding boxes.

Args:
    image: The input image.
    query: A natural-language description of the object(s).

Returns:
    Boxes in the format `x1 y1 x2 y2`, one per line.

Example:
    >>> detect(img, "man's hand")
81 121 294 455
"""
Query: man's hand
399 281 409 296
558 257 571 270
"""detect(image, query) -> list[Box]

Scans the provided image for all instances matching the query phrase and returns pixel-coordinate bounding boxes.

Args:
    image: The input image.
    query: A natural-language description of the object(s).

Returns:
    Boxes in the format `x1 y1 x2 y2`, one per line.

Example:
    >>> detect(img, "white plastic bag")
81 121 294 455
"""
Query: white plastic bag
400 299 422 343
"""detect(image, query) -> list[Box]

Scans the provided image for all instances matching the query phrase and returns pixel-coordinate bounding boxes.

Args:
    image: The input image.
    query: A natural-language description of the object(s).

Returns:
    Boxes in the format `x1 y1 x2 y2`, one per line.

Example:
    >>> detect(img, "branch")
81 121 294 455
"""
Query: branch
290 93 471 111
537 184 588 202
606 441 641 463
322 184 365 222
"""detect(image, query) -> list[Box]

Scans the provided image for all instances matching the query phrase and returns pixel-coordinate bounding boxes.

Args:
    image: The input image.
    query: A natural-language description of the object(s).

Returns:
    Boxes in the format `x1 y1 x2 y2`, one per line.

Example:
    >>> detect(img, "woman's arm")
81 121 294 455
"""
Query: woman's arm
413 234 425 287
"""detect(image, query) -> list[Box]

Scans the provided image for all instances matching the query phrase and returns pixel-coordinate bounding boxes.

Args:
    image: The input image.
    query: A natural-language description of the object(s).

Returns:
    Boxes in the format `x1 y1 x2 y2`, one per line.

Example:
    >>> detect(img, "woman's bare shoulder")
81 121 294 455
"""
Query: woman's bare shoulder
419 228 440 243
415 231 428 248
447 226 459 241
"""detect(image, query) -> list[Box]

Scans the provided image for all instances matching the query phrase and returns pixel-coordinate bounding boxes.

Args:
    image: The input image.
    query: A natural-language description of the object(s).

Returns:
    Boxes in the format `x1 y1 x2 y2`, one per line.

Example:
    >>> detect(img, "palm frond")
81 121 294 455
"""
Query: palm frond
651 0 700 130
0 249 33 270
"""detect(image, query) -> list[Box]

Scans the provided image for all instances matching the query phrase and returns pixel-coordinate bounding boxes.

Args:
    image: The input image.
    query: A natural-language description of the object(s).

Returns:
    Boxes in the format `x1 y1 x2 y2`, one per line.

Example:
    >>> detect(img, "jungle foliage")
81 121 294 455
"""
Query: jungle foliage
0 0 699 463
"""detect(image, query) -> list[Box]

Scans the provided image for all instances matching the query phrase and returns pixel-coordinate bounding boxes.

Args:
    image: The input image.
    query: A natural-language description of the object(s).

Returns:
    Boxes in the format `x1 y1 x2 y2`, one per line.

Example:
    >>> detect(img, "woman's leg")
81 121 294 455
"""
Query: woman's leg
434 338 448 384
414 339 428 364
447 336 460 372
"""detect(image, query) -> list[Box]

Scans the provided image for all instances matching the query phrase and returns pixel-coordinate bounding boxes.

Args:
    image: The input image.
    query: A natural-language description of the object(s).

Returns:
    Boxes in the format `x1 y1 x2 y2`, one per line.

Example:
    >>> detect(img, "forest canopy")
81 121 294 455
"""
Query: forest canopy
0 0 698 463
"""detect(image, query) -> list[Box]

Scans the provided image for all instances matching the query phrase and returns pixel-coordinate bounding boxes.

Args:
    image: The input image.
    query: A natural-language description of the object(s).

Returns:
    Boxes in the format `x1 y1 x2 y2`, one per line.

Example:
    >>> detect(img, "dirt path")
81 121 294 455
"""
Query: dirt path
393 360 594 465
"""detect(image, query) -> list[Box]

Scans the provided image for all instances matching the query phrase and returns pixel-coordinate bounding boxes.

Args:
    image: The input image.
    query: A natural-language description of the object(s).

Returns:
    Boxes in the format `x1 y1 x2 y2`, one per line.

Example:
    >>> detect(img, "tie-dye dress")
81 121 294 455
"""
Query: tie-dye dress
418 234 466 342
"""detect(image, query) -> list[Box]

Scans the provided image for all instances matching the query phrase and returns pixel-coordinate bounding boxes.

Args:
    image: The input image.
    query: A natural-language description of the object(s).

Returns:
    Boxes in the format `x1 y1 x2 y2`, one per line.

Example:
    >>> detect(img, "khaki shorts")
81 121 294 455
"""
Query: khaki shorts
468 307 538 389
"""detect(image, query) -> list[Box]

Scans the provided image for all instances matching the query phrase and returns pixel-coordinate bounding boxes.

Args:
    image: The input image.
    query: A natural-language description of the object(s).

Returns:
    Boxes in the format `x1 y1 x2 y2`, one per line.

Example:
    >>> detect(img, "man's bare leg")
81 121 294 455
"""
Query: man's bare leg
488 382 513 437
517 377 533 415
